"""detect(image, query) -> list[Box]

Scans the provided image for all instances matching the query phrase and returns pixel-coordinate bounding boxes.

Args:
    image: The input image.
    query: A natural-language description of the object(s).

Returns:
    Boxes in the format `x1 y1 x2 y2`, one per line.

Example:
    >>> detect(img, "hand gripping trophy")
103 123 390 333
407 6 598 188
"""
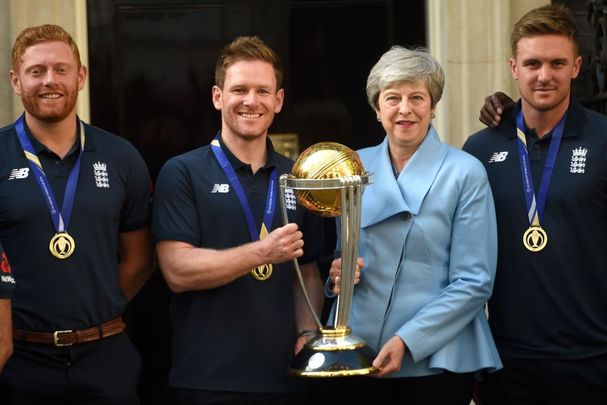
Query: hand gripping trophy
280 142 376 377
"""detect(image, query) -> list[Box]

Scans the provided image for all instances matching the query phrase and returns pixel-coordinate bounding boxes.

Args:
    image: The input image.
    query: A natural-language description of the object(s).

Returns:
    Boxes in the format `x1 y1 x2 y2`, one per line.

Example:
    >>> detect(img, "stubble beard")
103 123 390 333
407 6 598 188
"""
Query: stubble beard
21 86 78 123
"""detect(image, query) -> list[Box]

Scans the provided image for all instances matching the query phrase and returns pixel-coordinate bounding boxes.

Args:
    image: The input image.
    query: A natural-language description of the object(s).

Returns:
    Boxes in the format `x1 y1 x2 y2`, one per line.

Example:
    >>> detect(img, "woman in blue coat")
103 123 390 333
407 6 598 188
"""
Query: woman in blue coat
327 46 502 404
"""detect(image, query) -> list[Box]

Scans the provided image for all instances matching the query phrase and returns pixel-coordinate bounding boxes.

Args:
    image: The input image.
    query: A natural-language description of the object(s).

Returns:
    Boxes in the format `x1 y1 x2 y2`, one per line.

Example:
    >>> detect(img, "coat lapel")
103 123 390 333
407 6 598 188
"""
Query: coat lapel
360 127 448 227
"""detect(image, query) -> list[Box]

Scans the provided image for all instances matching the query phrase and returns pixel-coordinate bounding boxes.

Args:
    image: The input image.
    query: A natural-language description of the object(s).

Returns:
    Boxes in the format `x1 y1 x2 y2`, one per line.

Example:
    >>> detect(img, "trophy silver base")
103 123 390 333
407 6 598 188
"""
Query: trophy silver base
289 327 378 377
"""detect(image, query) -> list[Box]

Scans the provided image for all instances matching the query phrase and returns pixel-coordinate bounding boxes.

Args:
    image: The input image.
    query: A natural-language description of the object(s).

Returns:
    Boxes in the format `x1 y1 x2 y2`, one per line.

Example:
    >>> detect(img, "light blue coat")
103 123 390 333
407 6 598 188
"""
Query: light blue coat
332 127 502 377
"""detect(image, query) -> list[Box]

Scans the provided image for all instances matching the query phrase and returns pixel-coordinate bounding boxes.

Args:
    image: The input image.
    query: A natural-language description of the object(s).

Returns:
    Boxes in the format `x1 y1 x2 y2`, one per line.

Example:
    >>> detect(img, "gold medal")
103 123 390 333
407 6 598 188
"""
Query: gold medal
249 224 273 281
49 232 75 259
523 226 547 252
250 263 273 281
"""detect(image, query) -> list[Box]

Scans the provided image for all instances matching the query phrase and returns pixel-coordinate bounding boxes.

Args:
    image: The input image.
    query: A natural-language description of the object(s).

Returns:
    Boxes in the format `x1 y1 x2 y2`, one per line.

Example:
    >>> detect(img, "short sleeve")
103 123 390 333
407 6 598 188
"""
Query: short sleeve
152 157 201 246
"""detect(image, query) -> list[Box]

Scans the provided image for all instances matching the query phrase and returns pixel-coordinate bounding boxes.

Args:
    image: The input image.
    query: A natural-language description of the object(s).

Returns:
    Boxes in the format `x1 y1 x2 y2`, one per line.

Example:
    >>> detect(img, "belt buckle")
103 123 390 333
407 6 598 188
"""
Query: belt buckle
53 330 74 346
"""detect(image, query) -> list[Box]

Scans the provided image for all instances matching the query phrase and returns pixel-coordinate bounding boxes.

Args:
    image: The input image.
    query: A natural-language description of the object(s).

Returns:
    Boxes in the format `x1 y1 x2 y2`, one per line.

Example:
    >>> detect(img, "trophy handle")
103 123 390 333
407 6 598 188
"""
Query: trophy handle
279 179 323 330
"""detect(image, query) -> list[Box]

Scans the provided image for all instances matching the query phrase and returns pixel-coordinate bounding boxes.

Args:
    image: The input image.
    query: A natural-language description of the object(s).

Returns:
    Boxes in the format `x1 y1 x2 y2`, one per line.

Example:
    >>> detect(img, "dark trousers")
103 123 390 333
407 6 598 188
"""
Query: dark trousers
169 388 306 405
480 353 607 405
0 333 141 405
306 371 474 405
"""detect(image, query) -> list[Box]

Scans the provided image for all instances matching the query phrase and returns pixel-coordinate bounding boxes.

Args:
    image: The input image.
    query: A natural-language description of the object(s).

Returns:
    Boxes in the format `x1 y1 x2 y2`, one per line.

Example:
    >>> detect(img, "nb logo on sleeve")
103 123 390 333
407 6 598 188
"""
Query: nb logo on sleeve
8 167 29 180
211 184 230 193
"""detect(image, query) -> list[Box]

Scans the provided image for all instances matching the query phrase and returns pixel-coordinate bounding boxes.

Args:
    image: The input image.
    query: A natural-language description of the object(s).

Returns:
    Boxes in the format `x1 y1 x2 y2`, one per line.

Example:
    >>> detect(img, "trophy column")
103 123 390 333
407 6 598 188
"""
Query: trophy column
333 176 361 332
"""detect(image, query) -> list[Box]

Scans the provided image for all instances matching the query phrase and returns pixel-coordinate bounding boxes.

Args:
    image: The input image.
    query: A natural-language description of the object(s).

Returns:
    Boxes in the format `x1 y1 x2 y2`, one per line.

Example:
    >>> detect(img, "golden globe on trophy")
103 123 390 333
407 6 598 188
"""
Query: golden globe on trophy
279 142 376 377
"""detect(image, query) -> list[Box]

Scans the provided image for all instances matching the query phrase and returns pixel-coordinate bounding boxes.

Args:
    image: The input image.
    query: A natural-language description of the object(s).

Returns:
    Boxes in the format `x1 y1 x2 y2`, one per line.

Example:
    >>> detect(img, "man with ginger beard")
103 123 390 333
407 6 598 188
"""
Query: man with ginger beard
0 24 153 404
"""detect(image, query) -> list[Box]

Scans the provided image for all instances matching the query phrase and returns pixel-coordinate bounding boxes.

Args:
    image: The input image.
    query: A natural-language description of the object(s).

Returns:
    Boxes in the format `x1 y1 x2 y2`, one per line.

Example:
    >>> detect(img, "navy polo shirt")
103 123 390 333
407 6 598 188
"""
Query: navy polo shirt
0 117 151 331
463 100 607 359
152 135 324 393
0 242 15 299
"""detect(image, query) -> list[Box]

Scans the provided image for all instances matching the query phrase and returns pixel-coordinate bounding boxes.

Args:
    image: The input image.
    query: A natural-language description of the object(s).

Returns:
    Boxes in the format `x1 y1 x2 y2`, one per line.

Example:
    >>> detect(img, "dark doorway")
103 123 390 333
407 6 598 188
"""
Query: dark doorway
554 0 607 114
583 0 607 113
87 1 425 402
87 0 426 179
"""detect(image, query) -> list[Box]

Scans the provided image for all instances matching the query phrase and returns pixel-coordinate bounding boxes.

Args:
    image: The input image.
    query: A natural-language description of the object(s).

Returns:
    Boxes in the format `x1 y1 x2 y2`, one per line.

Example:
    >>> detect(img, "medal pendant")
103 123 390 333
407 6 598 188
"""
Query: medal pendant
523 226 548 252
250 263 273 281
49 232 76 259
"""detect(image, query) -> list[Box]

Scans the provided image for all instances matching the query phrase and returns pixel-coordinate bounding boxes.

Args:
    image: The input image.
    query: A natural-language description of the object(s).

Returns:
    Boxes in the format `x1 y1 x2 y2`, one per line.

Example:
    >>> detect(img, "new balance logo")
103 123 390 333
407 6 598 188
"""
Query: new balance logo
8 167 29 180
211 184 229 193
488 151 508 163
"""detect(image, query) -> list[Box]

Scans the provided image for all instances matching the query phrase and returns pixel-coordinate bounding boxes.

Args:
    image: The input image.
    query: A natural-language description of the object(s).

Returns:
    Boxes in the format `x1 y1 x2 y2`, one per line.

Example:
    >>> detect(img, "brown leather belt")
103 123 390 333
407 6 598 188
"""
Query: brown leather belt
13 317 125 347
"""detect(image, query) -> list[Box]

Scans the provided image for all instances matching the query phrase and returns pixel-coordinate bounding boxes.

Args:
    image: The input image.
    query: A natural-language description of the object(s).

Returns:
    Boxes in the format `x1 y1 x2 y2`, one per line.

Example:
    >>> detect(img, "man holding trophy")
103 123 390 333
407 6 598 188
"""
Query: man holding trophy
152 36 325 404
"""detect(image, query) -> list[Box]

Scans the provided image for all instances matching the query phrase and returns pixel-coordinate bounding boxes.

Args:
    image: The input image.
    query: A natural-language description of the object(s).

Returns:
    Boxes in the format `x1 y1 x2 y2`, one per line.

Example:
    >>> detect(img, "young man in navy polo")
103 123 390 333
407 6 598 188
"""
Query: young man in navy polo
0 24 153 403
465 5 607 404
152 36 325 404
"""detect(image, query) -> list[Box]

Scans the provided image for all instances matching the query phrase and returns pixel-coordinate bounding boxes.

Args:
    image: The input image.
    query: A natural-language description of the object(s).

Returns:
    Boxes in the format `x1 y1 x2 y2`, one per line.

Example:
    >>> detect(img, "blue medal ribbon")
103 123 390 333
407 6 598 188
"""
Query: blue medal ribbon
15 115 84 234
516 108 566 227
210 134 277 243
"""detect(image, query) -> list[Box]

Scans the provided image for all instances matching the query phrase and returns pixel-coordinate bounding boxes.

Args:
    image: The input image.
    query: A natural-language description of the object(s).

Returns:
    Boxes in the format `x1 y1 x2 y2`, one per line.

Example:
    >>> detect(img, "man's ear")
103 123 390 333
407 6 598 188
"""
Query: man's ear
77 65 87 91
509 58 519 80
274 88 284 113
571 55 582 79
212 85 223 111
9 71 22 96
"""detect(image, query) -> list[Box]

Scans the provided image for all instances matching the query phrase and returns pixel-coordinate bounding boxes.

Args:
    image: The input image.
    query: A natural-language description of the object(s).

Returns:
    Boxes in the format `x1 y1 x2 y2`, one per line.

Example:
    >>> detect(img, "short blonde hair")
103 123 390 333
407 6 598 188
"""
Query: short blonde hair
366 46 444 110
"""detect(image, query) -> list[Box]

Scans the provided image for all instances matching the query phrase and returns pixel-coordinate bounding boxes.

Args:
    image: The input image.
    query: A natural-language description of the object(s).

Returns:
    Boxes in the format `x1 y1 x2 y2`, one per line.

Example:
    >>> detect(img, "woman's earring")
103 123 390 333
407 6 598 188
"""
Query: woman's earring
431 113 436 119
